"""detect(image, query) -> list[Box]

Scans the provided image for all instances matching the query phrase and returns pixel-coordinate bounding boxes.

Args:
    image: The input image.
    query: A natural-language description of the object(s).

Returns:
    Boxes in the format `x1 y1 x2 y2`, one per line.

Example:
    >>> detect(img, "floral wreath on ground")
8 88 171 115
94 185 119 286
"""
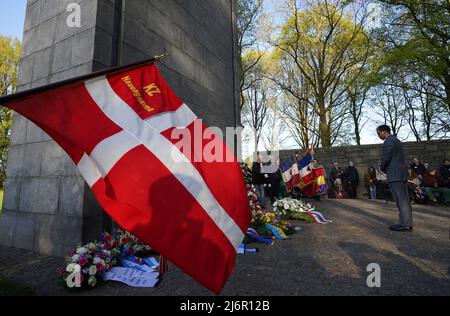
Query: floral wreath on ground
244 184 296 241
61 229 154 289
273 198 316 222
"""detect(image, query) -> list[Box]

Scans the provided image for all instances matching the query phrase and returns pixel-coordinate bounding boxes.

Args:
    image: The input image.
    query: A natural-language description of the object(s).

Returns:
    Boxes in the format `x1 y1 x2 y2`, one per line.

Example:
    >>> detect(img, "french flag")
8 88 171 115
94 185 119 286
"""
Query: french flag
298 152 314 183
280 155 300 192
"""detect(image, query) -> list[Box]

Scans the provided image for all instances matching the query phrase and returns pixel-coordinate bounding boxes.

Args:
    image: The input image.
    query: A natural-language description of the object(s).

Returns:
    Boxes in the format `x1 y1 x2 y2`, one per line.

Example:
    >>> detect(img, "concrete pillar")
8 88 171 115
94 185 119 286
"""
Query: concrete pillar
0 0 239 256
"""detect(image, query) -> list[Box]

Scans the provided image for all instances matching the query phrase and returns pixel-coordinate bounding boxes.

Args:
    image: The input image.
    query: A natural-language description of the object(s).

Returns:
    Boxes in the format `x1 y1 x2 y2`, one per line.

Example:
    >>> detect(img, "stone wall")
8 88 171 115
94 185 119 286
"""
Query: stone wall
279 140 450 197
0 0 238 256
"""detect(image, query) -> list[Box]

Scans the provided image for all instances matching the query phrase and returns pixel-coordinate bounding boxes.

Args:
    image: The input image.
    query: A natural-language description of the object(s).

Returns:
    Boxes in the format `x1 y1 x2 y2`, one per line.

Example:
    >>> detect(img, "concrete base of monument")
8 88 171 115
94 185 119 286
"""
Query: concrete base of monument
0 199 448 296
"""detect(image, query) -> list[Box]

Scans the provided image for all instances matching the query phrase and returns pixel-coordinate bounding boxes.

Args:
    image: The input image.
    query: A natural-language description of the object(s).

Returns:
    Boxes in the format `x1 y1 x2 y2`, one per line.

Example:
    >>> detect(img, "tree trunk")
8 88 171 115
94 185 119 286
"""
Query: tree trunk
317 94 331 147
254 131 259 155
319 114 331 147
444 71 450 110
354 120 361 146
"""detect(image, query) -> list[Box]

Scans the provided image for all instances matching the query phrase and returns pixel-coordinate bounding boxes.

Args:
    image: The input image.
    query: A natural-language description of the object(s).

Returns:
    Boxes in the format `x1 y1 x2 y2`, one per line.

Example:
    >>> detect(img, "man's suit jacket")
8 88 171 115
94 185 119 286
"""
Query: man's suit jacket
380 134 408 183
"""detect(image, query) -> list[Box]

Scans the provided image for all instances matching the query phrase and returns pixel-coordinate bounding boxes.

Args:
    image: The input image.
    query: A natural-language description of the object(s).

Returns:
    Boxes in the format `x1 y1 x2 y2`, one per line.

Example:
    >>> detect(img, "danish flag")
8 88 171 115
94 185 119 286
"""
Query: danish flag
3 62 251 293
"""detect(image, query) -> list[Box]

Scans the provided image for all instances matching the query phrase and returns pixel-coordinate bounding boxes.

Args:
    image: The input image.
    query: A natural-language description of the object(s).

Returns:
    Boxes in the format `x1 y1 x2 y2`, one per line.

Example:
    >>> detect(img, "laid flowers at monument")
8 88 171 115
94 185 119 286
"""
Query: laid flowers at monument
61 229 159 289
247 185 262 213
274 198 315 221
273 198 332 224
62 241 117 289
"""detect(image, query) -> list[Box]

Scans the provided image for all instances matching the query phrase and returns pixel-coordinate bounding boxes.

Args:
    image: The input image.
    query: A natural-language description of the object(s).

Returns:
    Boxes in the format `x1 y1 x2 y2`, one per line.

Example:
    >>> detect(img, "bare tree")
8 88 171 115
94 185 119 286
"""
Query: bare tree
242 77 270 154
268 55 321 149
261 107 290 151
346 80 369 145
372 84 406 136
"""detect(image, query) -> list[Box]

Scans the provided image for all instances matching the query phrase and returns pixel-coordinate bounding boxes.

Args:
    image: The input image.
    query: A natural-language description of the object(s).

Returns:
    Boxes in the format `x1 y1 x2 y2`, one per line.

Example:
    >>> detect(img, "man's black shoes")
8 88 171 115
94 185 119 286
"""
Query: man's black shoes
389 224 413 232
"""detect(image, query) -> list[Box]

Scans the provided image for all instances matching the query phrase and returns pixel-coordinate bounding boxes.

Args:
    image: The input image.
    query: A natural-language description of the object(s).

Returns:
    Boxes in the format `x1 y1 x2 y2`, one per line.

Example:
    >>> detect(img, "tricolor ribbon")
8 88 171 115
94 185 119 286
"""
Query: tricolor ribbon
246 228 275 245
264 224 291 240
304 210 332 224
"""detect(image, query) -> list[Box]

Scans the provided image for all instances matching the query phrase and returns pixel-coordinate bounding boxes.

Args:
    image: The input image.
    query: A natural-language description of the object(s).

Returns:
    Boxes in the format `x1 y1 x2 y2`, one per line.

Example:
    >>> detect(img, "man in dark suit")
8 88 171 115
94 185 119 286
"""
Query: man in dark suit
377 125 413 232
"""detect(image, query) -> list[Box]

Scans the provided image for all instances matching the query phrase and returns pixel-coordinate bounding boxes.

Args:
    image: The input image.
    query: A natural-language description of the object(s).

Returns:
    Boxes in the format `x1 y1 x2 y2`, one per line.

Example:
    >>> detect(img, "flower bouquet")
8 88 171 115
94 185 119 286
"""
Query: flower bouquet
246 208 296 241
273 198 316 222
61 229 155 289
62 241 119 289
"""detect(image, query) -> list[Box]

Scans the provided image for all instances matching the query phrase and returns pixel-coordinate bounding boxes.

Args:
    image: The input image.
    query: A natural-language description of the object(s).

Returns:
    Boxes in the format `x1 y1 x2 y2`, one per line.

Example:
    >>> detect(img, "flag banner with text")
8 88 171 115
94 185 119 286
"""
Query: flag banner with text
3 63 251 293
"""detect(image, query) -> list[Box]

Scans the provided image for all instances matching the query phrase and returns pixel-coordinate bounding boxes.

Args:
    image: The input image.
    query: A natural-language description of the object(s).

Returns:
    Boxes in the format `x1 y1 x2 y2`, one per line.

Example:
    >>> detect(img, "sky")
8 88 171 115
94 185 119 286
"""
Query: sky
0 0 27 40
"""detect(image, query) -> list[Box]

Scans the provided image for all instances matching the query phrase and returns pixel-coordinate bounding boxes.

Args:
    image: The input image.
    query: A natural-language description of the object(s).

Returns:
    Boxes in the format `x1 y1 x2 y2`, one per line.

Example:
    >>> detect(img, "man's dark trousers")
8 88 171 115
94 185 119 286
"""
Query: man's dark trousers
388 181 413 227
380 134 413 228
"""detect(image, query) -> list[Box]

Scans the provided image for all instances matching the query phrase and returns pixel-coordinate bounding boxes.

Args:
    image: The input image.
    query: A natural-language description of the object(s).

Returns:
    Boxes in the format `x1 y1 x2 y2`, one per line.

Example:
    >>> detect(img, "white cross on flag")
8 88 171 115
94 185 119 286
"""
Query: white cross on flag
3 61 251 293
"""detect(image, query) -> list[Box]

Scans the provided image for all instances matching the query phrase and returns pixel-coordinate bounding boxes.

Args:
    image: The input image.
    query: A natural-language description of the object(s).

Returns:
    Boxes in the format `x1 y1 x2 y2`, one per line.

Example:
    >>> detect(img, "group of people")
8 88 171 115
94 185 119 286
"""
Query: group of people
324 157 450 206
328 162 360 199
406 158 450 205
251 153 325 206
249 125 448 233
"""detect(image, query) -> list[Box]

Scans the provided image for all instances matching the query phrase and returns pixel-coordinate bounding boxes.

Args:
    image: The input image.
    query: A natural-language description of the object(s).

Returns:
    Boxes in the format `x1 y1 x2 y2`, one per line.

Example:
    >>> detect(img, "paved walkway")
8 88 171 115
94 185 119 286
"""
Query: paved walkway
0 199 449 296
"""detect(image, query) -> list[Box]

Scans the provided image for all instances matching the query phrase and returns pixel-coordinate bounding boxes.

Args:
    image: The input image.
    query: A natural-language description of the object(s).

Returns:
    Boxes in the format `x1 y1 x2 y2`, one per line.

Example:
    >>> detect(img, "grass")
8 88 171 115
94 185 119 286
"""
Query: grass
0 278 35 296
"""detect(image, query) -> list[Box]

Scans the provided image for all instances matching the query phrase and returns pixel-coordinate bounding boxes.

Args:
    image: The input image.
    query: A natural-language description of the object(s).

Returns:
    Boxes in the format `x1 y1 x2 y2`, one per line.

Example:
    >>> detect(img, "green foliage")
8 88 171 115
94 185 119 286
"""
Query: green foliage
271 1 373 147
0 35 21 189
374 0 449 106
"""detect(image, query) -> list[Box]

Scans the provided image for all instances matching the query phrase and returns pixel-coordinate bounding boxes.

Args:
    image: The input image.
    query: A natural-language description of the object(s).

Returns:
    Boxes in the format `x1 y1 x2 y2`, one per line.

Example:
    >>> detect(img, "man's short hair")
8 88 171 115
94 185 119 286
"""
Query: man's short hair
377 125 391 134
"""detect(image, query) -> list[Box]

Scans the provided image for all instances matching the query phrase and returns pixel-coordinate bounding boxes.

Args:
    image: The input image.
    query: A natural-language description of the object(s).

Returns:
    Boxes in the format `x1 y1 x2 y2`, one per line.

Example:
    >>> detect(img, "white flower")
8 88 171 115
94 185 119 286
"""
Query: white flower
76 247 87 254
71 254 80 262
89 265 97 276
284 204 289 210
88 276 97 287
93 257 105 266
66 263 80 273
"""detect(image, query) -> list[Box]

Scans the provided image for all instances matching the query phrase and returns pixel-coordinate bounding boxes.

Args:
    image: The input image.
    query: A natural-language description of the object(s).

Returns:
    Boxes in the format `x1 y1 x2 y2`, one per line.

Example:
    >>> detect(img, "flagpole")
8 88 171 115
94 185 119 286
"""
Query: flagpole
0 54 168 104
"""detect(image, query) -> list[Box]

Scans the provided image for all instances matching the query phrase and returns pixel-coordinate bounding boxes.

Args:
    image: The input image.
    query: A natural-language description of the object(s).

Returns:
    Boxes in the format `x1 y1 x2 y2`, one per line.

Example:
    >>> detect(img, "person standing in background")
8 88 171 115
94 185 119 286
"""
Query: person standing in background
330 162 345 198
344 162 360 199
365 166 377 200
377 125 413 232
439 159 450 188
267 157 282 204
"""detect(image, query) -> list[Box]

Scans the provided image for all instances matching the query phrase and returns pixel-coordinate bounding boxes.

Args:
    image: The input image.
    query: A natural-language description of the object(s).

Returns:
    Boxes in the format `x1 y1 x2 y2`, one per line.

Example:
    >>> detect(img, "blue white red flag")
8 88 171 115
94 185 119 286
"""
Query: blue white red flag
280 155 300 192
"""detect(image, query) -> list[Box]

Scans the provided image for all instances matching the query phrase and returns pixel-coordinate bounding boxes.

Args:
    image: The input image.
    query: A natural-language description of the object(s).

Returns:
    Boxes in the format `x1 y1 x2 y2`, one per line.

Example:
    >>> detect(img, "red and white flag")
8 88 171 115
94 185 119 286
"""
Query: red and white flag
3 62 251 293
